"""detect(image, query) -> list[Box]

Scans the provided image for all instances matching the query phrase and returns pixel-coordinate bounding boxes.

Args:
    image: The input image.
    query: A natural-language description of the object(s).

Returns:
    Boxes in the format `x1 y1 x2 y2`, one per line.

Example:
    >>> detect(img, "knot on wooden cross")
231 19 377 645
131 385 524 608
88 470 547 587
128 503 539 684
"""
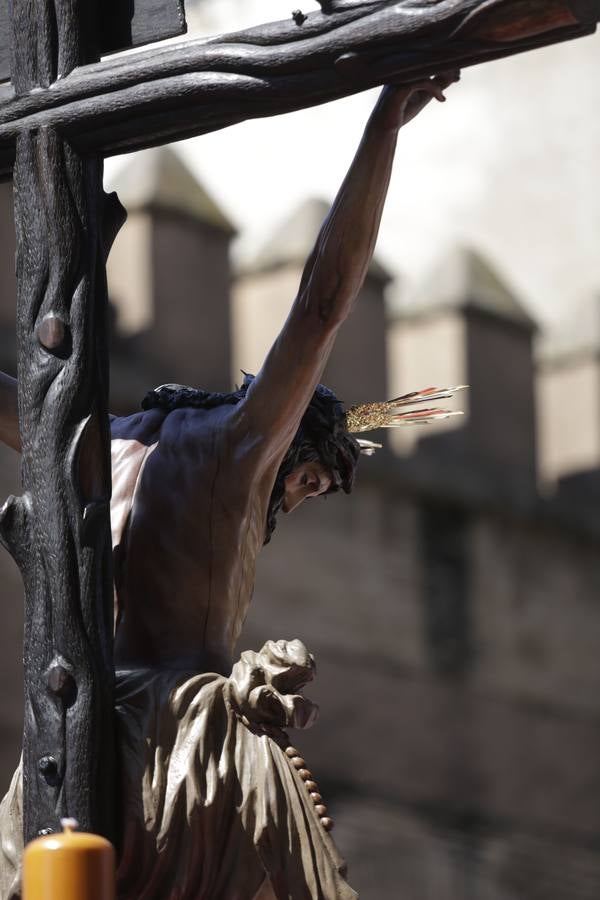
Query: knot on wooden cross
46 657 76 705
36 314 70 356
334 52 368 79
38 755 60 787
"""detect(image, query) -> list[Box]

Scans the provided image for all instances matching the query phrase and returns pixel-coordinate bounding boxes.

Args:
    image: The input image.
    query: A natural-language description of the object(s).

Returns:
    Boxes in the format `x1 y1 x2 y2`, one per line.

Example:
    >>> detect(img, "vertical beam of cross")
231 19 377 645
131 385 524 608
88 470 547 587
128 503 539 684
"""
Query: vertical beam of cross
0 0 120 842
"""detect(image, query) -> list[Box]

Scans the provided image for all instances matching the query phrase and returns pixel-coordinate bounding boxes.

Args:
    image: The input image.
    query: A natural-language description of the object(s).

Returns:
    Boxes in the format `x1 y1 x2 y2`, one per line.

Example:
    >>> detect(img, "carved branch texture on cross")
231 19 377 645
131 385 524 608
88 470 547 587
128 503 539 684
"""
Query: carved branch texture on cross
0 0 597 176
3 0 117 842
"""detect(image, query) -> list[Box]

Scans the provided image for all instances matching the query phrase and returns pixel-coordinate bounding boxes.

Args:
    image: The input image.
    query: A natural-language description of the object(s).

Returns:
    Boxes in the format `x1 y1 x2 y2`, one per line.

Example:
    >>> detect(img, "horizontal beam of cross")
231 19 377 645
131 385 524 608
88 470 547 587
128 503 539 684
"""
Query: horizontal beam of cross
0 0 596 179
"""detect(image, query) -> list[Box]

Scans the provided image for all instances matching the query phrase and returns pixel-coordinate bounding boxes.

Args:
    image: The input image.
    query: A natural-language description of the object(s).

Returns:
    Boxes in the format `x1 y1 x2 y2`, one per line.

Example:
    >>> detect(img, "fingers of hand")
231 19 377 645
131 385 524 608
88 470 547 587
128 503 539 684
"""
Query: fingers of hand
433 69 461 93
430 83 447 103
406 80 445 105
435 68 461 86
408 70 461 104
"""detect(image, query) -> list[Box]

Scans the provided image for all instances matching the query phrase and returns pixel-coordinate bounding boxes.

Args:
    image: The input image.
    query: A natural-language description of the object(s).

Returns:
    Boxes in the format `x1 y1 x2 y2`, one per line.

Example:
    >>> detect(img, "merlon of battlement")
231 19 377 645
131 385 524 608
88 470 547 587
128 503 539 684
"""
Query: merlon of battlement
111 147 236 234
400 245 536 332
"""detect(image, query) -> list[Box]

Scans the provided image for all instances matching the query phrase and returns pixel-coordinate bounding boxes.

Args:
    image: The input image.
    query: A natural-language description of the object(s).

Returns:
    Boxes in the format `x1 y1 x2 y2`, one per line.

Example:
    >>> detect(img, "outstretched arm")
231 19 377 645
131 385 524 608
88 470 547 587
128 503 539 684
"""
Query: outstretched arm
0 372 20 452
235 72 459 468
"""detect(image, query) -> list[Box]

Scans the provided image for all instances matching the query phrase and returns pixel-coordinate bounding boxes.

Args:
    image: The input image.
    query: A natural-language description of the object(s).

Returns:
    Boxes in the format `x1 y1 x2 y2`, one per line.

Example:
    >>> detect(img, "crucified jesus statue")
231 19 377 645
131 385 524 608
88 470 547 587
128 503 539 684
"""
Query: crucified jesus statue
0 73 462 900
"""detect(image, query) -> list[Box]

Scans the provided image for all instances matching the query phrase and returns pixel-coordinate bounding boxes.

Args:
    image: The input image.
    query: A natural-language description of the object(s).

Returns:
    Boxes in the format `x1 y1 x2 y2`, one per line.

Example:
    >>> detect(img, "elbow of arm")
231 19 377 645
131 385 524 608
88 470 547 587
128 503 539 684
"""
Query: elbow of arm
296 292 346 335
298 267 357 332
299 234 368 330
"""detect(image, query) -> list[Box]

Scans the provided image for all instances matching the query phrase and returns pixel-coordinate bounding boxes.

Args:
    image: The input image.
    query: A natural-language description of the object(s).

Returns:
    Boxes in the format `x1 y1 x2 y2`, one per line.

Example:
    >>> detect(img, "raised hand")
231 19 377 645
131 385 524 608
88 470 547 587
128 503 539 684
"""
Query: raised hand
375 69 461 131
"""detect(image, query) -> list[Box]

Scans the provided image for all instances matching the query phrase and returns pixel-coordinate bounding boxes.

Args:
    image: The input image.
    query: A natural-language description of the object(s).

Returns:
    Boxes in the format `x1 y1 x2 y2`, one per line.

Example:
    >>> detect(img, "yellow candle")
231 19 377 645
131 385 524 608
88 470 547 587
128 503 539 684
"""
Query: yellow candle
23 818 115 900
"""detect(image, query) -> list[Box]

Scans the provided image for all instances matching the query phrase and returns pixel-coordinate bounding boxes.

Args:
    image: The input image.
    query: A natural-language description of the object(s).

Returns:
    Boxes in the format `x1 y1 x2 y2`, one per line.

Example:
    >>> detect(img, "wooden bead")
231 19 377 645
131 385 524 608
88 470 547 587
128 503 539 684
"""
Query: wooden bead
309 792 322 804
298 769 312 781
304 780 318 792
290 757 305 769
315 804 327 817
321 817 334 831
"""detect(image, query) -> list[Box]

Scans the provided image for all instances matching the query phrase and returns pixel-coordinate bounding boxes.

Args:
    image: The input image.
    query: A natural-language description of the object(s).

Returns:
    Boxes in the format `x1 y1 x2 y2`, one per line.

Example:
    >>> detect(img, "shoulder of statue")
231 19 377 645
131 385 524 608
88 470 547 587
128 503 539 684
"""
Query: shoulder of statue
156 403 243 463
110 407 167 442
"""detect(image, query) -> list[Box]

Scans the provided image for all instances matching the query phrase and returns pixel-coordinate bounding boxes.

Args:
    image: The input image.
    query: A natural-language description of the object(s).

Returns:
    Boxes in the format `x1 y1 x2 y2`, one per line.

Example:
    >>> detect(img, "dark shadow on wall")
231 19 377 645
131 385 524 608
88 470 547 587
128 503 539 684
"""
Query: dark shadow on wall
419 502 472 678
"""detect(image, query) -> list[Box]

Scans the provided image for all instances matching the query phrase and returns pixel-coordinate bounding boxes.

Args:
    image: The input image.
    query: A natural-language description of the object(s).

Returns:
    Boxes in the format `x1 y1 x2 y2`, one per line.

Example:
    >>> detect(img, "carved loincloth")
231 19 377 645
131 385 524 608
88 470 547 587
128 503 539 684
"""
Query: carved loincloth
0 640 356 900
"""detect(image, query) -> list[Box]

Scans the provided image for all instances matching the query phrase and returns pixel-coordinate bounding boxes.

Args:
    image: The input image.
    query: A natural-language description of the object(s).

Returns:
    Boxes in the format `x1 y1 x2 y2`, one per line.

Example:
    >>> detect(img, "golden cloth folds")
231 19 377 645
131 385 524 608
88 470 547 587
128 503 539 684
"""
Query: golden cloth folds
0 640 356 900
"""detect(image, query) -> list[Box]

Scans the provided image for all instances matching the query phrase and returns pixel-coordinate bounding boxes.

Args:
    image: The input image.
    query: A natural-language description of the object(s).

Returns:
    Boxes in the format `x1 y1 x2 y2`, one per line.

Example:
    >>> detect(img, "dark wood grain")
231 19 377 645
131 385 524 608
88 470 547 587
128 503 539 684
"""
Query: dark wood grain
101 0 186 55
0 0 186 84
4 129 117 846
0 0 117 845
0 0 594 179
0 2 8 88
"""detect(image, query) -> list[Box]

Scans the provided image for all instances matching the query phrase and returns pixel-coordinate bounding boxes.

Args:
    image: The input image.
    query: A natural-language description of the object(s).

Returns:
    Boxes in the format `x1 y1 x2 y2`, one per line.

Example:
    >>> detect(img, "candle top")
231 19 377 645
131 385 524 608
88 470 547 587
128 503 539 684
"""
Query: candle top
24 819 115 855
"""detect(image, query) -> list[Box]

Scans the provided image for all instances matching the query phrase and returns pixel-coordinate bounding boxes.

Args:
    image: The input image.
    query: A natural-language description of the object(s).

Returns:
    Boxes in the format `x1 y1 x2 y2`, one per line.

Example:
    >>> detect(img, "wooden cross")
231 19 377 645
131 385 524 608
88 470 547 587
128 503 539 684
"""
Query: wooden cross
0 0 596 847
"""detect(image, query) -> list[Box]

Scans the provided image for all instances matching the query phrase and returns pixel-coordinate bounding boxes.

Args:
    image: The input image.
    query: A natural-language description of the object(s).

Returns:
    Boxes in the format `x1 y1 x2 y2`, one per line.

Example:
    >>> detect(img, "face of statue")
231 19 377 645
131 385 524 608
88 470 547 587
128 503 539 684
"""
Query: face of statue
282 461 333 514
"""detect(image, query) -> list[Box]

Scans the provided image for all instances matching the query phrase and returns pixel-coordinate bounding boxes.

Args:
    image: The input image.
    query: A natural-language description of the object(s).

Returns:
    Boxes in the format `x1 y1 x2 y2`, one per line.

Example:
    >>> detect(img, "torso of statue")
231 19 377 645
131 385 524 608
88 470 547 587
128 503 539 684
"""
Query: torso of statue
97 84 429 678
110 404 276 675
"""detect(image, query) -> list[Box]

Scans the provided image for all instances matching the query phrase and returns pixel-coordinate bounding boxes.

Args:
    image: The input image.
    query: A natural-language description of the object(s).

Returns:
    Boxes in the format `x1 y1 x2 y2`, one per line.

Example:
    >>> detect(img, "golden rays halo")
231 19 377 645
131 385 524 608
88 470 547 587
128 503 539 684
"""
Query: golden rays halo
344 385 468 455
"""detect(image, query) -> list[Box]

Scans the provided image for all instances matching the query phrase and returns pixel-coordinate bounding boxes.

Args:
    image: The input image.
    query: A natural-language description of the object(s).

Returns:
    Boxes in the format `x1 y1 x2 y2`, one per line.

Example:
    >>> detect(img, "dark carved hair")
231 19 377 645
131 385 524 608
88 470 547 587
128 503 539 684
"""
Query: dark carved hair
141 375 361 543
